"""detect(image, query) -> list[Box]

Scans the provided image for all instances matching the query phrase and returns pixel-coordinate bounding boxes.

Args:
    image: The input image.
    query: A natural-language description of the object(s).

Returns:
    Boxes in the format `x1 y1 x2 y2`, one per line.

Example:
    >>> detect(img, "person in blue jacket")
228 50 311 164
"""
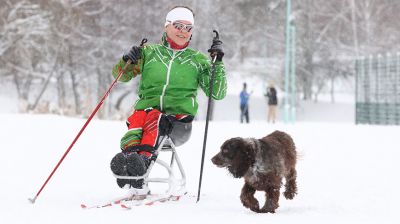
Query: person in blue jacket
240 82 250 123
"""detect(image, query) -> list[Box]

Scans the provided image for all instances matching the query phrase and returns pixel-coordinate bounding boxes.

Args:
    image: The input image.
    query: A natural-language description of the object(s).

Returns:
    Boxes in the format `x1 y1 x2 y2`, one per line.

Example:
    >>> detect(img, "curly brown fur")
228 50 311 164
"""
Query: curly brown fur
211 130 298 213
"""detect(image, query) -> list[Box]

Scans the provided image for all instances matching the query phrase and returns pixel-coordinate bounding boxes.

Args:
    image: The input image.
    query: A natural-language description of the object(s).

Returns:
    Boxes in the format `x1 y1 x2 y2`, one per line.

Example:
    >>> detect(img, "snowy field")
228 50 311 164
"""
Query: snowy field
0 114 399 224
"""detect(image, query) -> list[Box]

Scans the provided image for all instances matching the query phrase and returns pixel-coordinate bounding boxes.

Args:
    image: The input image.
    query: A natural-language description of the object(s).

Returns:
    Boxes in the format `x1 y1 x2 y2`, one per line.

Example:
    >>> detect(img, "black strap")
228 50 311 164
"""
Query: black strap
124 144 156 154
178 115 194 123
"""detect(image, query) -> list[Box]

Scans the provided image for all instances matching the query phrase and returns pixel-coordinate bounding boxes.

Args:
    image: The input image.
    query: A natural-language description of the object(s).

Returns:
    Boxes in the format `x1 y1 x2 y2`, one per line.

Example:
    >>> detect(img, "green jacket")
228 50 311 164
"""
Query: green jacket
112 34 227 116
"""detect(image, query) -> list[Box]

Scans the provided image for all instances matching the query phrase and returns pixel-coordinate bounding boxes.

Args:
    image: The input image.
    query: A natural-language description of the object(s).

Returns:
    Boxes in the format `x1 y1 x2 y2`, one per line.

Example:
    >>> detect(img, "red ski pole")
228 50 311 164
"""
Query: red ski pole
29 39 147 204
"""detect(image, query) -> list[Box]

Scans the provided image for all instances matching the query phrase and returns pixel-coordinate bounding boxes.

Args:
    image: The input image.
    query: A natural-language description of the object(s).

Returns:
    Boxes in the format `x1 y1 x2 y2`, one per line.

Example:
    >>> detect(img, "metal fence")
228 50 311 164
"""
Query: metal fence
355 53 400 125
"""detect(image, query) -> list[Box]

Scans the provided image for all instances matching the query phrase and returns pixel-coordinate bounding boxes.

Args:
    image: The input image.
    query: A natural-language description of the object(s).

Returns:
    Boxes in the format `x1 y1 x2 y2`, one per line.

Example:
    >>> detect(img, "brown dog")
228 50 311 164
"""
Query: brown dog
211 130 297 213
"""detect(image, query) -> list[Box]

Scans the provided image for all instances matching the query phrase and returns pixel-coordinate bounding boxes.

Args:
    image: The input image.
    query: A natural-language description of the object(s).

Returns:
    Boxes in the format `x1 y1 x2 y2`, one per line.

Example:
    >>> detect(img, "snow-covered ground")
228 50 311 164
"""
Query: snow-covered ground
0 114 399 224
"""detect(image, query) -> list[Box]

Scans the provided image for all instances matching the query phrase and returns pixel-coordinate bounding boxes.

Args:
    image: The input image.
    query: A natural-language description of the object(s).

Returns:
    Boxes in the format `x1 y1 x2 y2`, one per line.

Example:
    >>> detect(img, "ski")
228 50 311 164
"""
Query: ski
80 197 130 209
81 194 181 210
119 195 181 209
80 194 146 210
145 195 181 206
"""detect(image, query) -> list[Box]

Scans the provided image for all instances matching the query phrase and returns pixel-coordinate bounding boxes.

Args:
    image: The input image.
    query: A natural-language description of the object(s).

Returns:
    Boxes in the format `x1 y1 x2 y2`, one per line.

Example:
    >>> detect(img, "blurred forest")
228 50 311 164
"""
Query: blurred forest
1 0 400 118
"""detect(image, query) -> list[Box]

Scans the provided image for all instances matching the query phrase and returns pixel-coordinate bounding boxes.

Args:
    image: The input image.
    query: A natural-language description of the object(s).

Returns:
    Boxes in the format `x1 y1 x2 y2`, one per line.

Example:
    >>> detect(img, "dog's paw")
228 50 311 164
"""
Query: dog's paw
245 203 261 213
283 190 297 200
249 205 261 213
259 207 276 213
260 199 279 213
241 196 259 210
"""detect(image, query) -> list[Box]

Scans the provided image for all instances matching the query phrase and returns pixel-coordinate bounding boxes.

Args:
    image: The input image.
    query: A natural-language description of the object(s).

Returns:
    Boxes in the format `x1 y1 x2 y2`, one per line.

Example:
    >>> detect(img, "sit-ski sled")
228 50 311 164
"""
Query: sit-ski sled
112 120 192 199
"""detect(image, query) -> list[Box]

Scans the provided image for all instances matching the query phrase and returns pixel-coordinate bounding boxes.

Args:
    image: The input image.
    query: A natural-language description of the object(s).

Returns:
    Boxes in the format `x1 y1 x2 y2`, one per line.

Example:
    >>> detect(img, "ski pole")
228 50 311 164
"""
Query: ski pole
28 38 148 204
197 30 219 202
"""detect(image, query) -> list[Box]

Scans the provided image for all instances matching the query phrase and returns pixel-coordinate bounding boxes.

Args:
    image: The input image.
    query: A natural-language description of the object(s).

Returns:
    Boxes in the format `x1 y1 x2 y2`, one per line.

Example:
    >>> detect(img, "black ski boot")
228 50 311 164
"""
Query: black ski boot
126 153 149 188
110 152 152 189
110 152 130 188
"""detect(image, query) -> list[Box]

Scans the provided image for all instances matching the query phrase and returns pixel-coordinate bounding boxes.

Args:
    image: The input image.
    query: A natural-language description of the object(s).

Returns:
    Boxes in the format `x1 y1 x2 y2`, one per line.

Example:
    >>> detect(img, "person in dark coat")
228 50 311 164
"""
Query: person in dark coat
265 82 278 123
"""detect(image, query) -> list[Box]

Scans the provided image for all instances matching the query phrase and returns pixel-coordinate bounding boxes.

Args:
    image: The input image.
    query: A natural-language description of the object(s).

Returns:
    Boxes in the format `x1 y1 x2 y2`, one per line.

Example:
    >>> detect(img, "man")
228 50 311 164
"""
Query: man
240 82 250 123
265 82 278 123
110 6 227 190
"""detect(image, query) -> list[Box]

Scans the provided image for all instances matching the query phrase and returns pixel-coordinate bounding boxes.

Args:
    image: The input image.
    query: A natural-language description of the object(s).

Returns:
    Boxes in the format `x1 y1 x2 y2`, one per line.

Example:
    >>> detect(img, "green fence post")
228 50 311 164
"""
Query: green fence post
368 55 373 124
396 52 400 125
290 25 296 124
376 54 383 124
385 53 391 124
355 58 359 124
284 0 292 124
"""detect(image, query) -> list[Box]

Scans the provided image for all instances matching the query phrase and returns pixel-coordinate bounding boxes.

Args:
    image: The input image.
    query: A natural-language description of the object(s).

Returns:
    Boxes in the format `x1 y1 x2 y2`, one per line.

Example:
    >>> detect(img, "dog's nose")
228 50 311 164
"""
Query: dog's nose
211 155 219 165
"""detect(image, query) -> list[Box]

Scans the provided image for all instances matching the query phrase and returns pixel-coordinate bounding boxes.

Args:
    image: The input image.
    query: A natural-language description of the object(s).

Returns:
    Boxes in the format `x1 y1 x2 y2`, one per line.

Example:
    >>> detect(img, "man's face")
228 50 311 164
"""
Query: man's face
165 20 193 46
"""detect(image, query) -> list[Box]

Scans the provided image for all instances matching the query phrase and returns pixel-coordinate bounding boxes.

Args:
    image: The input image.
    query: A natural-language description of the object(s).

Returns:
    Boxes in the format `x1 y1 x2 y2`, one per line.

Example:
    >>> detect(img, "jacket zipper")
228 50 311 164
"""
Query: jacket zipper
160 51 176 111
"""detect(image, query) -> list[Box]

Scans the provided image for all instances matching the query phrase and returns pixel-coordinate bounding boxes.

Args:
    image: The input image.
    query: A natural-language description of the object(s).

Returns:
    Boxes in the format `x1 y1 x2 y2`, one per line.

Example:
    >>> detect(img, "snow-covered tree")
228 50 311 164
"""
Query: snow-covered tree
1 0 399 116
0 0 52 111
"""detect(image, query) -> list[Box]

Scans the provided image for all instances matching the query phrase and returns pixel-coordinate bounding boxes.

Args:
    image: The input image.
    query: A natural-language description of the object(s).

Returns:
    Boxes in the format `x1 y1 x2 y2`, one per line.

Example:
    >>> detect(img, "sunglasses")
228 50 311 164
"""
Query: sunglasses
172 22 194 32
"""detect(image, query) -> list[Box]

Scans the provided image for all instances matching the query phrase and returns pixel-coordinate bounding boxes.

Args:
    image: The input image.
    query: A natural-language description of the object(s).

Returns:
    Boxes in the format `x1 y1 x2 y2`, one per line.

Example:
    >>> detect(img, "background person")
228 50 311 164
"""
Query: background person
240 82 250 123
265 81 278 123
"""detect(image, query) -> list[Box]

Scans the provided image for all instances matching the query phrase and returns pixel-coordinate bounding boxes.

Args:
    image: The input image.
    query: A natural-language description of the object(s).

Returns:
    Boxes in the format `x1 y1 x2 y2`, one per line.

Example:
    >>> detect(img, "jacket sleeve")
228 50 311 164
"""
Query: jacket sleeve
199 60 227 100
111 50 144 82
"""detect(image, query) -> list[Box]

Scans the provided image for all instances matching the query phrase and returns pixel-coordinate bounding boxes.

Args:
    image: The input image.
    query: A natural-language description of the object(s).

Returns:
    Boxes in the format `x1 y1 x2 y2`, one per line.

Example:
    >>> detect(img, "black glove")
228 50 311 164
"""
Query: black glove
208 31 224 61
122 46 141 65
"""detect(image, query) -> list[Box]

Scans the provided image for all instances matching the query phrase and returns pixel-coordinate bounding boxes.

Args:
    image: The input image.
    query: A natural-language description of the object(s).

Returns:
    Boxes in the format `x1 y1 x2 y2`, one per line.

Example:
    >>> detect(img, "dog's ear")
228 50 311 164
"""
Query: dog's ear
228 138 255 178
242 140 256 163
221 137 243 158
